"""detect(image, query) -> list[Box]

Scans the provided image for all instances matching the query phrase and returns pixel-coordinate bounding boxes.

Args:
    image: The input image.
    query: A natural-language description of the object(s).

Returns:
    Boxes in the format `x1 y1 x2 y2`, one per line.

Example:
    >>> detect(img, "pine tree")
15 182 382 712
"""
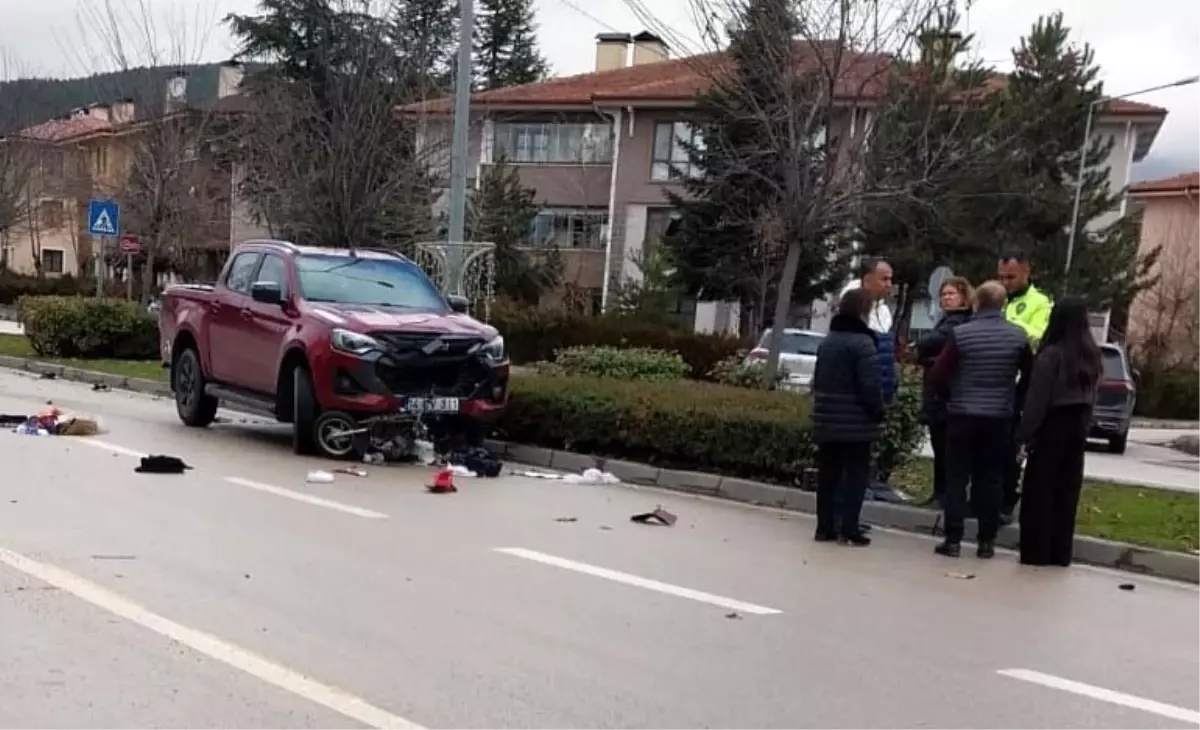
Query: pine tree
989 12 1157 308
466 159 561 303
473 0 549 91
390 0 459 98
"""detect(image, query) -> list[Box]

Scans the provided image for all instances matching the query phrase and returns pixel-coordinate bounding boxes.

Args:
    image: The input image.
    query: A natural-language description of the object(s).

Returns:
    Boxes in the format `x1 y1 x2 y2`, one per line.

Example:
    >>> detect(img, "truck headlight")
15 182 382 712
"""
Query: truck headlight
331 329 382 356
479 335 505 362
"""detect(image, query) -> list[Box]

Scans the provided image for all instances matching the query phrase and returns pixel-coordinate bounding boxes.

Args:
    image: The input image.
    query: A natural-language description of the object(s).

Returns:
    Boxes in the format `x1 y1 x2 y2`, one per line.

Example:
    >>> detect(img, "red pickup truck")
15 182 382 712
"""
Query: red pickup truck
158 240 509 458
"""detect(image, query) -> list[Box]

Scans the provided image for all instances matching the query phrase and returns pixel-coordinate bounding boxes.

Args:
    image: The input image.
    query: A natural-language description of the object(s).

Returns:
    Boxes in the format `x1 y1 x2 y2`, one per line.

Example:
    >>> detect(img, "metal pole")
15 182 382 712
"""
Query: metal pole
95 238 105 298
126 252 133 300
445 0 474 297
1063 101 1094 279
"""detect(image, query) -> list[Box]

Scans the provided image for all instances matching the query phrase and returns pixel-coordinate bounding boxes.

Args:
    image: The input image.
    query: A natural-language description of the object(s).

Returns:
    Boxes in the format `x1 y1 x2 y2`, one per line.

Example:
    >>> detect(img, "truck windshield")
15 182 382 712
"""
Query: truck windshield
295 255 447 310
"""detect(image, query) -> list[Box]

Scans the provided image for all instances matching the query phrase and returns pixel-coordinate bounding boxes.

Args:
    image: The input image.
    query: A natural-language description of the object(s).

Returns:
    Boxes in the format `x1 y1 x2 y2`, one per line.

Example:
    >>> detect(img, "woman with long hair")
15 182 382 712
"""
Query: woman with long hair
913 276 973 508
1014 297 1102 566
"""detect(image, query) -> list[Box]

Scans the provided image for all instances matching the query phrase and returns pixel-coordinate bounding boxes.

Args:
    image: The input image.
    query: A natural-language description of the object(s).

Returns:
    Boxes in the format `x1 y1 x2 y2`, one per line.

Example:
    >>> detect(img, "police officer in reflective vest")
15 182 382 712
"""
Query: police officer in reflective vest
997 252 1053 522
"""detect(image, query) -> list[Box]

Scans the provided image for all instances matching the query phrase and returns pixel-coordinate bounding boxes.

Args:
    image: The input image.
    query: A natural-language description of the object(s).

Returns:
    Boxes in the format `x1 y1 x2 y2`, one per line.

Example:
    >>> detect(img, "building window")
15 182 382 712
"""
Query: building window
529 209 608 249
493 123 613 164
41 248 65 274
38 200 65 229
643 207 681 257
651 122 704 181
90 145 108 176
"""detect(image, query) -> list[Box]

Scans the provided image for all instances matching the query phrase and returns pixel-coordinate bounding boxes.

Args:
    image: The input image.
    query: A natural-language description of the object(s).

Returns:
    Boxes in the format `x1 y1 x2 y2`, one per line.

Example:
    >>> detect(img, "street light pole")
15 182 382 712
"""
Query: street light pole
1063 75 1200 278
445 0 475 296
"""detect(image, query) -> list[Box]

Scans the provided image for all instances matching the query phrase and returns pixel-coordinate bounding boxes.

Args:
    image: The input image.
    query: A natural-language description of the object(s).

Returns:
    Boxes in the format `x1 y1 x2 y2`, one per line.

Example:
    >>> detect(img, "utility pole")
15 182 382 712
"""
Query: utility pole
445 0 474 296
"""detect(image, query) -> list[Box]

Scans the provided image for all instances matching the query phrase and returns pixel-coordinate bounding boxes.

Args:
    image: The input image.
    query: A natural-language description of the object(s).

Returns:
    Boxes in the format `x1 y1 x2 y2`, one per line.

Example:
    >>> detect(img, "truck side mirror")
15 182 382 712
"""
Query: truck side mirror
447 295 469 314
251 281 283 306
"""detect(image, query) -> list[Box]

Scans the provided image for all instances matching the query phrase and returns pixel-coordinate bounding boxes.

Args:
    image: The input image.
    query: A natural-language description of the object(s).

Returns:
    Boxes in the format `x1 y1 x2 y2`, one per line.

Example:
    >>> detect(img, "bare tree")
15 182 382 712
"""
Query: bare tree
0 51 39 272
227 0 445 252
62 0 227 302
1129 213 1199 370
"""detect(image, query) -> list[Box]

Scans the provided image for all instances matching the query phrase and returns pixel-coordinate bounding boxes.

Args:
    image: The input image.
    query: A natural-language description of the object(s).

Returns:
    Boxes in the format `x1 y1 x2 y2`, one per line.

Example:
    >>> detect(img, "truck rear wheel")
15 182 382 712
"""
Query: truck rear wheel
292 365 319 456
174 347 218 428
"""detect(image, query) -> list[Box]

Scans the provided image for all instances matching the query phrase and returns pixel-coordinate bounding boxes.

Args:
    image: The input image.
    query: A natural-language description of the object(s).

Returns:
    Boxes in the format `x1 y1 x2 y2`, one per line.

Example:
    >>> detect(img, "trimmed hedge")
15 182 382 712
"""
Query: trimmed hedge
18 295 158 359
0 272 90 305
490 302 743 379
498 373 815 483
550 346 688 382
1134 368 1200 421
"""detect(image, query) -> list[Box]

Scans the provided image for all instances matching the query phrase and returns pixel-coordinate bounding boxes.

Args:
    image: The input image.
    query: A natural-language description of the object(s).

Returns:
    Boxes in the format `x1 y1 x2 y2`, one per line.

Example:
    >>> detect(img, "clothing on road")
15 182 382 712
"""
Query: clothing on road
943 414 1011 544
1019 403 1091 565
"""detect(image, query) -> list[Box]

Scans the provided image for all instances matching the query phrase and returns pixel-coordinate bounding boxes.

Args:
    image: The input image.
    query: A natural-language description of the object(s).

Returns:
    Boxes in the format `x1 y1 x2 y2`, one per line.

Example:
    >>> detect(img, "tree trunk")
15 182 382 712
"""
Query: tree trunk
140 244 157 308
762 240 803 388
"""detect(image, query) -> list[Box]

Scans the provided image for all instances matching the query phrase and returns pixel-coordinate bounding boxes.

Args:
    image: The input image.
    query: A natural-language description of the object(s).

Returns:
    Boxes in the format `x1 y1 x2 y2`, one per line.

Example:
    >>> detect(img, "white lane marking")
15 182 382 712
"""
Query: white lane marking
0 546 422 729
225 477 389 520
998 669 1200 724
494 547 783 615
79 438 148 459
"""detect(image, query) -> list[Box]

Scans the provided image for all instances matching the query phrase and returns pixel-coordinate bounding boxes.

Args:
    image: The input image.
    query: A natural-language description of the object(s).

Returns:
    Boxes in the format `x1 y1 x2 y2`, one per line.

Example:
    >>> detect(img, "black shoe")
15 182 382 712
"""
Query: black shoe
935 541 961 558
858 523 872 534
999 512 1015 526
839 533 871 547
814 530 838 542
977 541 996 559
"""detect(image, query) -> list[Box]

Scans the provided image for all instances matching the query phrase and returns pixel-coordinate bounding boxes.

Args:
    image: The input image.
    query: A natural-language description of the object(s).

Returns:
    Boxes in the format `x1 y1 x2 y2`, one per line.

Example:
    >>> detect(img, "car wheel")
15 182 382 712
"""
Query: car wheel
173 347 218 428
292 365 319 456
313 411 361 460
1108 433 1128 455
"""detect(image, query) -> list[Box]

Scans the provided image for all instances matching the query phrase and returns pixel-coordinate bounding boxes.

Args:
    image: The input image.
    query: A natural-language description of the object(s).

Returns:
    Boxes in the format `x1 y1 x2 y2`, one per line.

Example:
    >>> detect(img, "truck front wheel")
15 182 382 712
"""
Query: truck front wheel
174 347 218 427
292 365 319 456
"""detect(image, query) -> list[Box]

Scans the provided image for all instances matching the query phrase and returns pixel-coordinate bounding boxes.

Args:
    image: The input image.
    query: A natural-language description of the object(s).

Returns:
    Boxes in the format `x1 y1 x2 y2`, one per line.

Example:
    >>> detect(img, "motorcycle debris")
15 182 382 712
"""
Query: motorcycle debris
334 467 368 478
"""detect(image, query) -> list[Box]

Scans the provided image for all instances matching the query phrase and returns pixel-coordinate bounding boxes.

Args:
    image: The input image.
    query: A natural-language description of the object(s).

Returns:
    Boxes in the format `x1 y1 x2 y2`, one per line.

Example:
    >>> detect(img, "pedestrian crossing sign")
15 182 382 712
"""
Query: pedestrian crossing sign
87 199 120 237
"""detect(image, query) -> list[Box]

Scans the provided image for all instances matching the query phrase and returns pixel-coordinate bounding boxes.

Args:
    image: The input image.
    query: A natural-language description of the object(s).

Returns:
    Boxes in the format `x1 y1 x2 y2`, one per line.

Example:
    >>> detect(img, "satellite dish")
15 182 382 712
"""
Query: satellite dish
927 265 953 300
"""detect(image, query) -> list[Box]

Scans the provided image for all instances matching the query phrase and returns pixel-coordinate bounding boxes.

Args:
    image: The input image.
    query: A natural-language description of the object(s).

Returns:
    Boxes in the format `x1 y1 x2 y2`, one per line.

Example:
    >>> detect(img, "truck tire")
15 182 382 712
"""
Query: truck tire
173 347 218 427
292 365 319 456
1108 433 1128 455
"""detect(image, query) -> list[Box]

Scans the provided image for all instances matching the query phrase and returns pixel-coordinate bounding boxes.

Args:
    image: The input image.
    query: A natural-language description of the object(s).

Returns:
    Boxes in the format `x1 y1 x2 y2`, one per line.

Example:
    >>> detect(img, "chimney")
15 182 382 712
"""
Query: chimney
595 32 631 72
165 69 188 111
86 102 111 122
918 29 963 67
71 107 88 119
110 99 135 124
631 31 668 66
217 59 244 99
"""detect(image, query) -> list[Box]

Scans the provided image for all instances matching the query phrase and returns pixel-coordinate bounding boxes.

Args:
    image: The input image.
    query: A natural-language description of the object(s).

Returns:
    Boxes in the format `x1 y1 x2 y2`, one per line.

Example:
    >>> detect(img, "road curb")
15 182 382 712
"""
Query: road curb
1130 418 1199 430
0 357 1194 583
0 355 171 398
483 438 1200 585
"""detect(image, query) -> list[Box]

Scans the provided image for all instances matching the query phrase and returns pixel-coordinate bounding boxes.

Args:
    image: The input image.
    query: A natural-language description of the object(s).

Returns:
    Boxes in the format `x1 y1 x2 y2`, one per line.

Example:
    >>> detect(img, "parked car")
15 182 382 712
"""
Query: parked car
746 328 825 388
1091 342 1138 454
158 240 508 459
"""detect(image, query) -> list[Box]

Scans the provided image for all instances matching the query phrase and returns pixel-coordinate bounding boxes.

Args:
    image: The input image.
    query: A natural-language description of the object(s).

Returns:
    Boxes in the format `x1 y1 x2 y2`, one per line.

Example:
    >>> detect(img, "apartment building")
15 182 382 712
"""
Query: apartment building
411 32 1169 333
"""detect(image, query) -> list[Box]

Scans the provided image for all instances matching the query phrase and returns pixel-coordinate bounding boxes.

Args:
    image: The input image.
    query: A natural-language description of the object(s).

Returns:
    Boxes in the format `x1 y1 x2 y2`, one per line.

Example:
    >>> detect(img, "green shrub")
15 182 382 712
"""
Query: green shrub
552 346 688 382
18 296 158 360
1134 368 1200 421
0 272 89 305
490 301 743 379
874 381 924 478
709 350 790 387
499 373 926 486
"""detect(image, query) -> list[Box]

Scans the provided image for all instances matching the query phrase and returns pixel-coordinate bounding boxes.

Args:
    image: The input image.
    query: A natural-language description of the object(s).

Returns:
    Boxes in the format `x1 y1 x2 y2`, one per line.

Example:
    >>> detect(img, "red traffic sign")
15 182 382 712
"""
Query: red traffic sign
117 235 141 255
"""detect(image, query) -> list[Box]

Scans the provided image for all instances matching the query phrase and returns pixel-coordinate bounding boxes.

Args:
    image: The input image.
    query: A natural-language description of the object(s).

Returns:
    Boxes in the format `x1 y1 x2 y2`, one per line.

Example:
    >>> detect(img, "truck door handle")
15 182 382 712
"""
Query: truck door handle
240 309 254 320
209 302 222 314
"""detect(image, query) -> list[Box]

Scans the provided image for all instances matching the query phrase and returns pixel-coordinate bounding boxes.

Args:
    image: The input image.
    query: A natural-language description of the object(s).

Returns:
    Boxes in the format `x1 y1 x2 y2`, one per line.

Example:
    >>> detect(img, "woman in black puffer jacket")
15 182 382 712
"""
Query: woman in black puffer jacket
913 276 973 508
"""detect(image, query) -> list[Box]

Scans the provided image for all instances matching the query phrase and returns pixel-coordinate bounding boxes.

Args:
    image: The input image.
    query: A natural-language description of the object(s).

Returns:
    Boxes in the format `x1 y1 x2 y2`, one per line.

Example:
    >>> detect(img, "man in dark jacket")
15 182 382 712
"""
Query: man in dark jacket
930 281 1033 559
811 288 886 546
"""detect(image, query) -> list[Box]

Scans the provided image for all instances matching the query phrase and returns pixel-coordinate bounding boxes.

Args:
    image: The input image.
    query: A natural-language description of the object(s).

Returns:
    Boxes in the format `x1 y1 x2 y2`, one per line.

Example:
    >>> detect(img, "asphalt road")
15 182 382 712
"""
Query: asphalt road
0 369 1198 728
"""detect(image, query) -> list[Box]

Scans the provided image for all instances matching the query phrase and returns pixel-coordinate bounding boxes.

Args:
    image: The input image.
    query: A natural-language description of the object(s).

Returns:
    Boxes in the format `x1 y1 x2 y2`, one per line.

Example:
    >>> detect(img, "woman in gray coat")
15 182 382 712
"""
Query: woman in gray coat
811 288 886 546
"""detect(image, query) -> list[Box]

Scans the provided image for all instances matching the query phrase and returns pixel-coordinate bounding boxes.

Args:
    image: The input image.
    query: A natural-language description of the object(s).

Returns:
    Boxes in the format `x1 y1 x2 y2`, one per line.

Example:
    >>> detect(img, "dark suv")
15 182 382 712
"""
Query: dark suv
159 241 508 458
1091 343 1138 454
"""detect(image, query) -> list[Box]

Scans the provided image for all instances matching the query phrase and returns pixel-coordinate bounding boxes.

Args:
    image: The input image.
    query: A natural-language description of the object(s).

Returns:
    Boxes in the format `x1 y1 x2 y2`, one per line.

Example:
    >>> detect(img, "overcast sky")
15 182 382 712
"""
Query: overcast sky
2 0 1196 179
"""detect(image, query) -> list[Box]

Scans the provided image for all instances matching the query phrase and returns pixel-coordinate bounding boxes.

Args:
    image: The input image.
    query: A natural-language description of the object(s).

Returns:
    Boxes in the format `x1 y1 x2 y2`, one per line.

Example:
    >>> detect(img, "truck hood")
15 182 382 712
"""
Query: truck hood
307 302 498 338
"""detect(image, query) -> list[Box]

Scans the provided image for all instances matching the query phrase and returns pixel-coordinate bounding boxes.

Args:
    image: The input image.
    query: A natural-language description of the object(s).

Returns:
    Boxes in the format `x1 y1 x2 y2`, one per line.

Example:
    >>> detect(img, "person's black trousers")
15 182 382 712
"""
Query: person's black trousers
1001 421 1022 515
816 441 872 538
1019 404 1090 566
927 421 948 501
942 414 1010 544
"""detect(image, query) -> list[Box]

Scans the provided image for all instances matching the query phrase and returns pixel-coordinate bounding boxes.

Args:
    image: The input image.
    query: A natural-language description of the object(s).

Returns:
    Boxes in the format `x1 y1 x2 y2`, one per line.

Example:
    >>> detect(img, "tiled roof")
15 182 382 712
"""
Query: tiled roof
1129 171 1200 195
14 116 114 142
404 43 1168 116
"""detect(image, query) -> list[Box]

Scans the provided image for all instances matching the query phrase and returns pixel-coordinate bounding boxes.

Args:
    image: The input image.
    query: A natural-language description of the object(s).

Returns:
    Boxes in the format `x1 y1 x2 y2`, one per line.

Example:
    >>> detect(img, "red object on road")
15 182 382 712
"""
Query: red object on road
118 235 141 255
427 468 457 493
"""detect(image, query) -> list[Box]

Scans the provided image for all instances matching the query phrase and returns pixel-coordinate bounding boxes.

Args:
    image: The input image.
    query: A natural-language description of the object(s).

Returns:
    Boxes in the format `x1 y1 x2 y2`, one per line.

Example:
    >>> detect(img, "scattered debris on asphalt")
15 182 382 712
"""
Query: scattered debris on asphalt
135 455 192 474
554 517 578 523
427 468 458 493
599 525 613 531
91 554 137 561
1119 583 1136 591
725 611 743 620
91 383 110 392
448 445 502 477
630 506 677 527
448 464 478 478
412 439 437 465
514 469 560 479
3 405 102 436
945 572 976 580
363 452 387 465
39 372 56 380
333 467 368 478
512 467 620 485
306 470 335 484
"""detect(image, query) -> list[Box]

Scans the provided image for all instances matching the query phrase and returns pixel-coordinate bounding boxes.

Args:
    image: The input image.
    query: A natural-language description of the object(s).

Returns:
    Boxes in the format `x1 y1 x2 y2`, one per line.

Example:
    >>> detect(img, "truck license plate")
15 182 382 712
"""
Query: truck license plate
405 397 460 414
